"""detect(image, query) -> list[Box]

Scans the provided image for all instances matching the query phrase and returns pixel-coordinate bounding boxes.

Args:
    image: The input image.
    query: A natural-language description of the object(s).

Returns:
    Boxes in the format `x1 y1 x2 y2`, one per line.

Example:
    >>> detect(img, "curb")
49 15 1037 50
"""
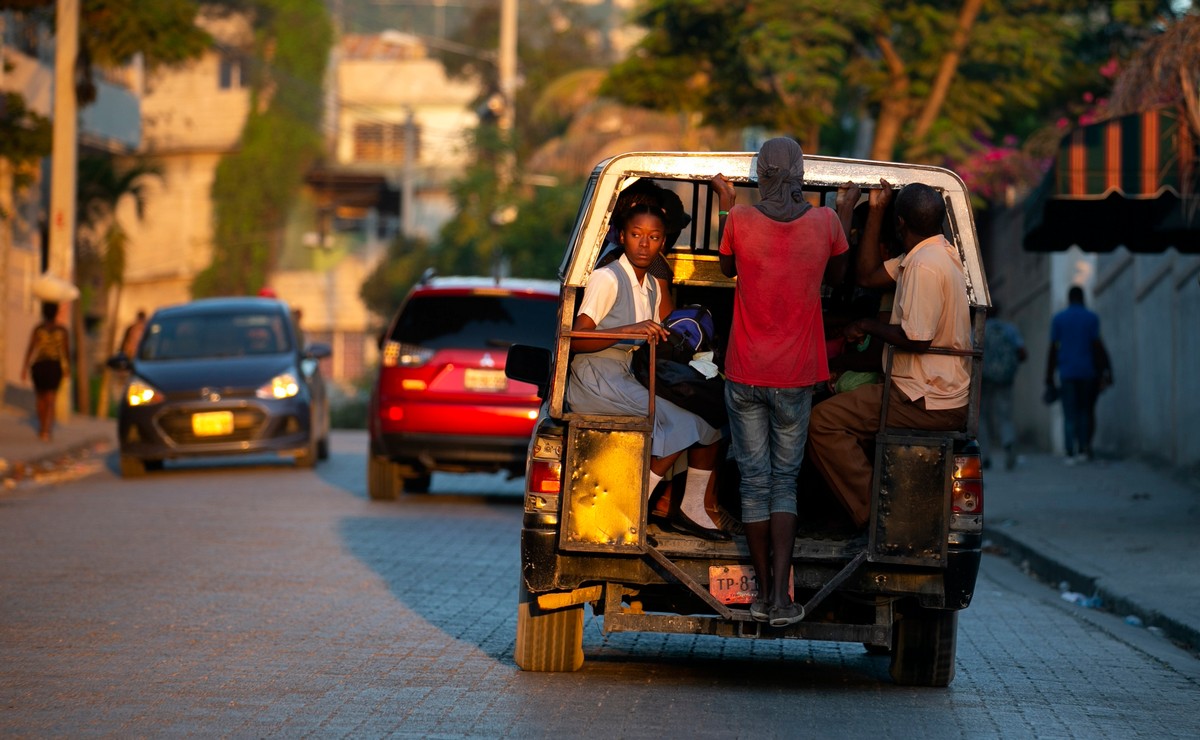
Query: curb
985 527 1200 657
0 435 116 487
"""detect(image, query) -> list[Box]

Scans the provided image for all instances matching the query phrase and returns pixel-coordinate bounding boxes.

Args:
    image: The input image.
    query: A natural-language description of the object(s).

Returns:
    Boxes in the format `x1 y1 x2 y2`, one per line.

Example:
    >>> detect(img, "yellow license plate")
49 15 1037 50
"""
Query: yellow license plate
708 564 793 605
464 368 507 391
192 410 234 436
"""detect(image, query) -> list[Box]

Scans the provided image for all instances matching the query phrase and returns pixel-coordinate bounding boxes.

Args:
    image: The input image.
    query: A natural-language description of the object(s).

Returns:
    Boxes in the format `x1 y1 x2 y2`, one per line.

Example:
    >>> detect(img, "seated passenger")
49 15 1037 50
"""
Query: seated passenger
806 180 972 529
824 197 897 397
566 201 727 541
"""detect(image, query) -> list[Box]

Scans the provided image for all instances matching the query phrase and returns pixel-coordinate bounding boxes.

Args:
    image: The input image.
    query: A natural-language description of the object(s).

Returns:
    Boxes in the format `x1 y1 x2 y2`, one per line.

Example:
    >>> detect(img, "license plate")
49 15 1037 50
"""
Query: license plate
708 564 794 605
192 410 234 436
464 368 507 391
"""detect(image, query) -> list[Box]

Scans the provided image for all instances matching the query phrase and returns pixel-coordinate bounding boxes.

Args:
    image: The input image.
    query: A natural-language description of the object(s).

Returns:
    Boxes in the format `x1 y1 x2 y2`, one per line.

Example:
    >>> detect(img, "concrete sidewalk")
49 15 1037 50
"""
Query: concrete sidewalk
2 402 1197 656
984 452 1200 655
0 405 116 487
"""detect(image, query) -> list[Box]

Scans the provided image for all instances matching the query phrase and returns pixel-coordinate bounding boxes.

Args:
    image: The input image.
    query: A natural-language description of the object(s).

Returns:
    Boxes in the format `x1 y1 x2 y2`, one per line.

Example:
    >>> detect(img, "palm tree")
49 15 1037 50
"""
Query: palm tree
75 154 161 415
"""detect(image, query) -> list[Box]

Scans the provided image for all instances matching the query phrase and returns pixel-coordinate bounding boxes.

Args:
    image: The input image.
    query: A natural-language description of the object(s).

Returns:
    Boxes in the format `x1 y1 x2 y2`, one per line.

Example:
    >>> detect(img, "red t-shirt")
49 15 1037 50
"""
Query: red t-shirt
719 204 848 387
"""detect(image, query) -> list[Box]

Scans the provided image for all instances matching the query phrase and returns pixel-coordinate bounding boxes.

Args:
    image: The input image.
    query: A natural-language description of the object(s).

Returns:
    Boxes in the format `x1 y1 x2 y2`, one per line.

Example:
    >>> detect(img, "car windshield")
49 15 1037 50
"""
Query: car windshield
139 311 293 360
390 293 557 349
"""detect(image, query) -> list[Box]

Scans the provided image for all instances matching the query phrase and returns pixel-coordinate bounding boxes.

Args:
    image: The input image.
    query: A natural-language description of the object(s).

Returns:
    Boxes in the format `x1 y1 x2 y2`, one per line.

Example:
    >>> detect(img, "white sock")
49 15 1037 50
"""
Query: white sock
648 470 664 497
680 468 719 528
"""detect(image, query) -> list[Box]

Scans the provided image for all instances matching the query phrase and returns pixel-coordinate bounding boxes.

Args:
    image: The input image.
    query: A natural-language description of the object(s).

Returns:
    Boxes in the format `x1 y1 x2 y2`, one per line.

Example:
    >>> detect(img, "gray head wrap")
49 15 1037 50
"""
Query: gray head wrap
754 137 811 222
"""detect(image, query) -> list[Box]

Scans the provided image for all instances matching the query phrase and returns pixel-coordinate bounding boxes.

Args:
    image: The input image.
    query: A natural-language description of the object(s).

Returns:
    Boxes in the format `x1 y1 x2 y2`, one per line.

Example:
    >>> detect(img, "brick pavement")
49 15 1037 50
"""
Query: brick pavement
1 436 1198 737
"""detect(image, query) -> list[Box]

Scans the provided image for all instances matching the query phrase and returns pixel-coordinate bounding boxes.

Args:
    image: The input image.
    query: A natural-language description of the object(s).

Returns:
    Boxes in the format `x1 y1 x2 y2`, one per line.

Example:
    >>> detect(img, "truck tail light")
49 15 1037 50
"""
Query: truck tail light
951 448 984 533
525 432 563 517
529 459 561 495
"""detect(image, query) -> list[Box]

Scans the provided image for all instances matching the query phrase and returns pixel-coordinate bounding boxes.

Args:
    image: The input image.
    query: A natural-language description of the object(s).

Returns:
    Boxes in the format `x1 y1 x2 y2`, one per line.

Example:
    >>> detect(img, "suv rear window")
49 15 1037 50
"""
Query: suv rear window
389 293 557 350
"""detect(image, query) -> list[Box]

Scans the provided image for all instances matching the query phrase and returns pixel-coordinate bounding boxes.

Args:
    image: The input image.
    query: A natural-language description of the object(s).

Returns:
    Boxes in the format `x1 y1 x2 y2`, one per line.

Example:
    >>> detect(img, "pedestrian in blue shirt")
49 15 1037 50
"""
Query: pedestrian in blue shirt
1046 286 1112 464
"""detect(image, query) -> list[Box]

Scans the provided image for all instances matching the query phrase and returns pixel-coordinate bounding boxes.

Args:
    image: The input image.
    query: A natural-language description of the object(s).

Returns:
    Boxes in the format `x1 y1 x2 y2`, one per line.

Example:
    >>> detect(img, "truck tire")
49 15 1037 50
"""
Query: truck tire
889 605 957 687
367 454 399 501
514 579 584 672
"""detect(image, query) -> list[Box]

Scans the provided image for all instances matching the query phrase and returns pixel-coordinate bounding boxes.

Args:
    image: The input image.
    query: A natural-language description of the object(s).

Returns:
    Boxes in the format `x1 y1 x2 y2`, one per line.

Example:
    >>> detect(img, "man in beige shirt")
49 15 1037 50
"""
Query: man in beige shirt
807 180 971 529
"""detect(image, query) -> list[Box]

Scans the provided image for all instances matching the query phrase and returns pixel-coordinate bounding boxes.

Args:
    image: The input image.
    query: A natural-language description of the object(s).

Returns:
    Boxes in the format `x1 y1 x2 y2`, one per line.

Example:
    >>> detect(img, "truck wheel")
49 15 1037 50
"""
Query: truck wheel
863 642 892 656
119 455 146 478
889 605 957 687
515 579 584 672
367 454 398 501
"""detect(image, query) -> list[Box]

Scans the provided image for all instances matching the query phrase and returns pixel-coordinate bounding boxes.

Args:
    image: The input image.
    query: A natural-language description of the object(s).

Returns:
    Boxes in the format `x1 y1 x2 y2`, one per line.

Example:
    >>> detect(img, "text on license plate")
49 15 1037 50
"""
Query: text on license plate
464 368 507 391
192 410 234 436
708 564 794 605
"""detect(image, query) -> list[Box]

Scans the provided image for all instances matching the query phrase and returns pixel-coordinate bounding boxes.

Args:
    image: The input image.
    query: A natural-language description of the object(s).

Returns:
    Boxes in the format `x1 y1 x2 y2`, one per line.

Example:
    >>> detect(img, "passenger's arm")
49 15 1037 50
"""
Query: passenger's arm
844 317 932 353
712 174 737 278
856 179 897 289
824 252 849 287
569 313 669 353
836 181 860 238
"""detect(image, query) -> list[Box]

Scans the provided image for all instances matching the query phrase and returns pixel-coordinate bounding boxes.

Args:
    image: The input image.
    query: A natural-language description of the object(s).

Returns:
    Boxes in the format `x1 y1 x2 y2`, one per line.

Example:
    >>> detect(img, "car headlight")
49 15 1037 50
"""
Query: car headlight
126 376 165 406
257 372 300 399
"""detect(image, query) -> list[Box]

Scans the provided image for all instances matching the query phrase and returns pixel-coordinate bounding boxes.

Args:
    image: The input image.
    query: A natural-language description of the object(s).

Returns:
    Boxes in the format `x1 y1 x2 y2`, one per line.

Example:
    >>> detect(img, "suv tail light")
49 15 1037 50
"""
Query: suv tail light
951 449 983 533
381 340 434 368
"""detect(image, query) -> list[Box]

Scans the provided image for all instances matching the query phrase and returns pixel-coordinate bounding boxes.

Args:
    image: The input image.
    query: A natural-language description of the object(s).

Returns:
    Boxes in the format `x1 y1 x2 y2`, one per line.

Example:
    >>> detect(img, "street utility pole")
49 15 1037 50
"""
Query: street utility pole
49 0 79 417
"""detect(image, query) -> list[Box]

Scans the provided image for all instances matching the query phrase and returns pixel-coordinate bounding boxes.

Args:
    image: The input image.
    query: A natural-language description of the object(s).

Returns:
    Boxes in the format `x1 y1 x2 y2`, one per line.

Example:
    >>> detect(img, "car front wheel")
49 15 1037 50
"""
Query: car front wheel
119 455 146 478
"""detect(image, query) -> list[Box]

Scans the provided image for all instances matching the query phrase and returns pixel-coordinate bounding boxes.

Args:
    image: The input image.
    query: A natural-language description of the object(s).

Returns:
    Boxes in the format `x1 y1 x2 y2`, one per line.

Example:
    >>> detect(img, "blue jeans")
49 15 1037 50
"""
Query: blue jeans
725 381 813 523
1060 378 1099 457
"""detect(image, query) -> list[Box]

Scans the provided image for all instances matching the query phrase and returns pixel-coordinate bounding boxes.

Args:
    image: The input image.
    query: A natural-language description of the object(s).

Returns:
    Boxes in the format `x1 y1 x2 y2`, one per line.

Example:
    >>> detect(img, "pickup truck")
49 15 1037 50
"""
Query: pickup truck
505 152 989 687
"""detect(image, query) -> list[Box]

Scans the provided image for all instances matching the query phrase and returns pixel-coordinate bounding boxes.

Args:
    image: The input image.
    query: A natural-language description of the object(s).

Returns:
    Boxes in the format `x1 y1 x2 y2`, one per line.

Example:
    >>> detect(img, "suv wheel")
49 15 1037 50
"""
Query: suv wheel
367 453 399 501
514 578 584 672
401 472 431 494
889 603 957 687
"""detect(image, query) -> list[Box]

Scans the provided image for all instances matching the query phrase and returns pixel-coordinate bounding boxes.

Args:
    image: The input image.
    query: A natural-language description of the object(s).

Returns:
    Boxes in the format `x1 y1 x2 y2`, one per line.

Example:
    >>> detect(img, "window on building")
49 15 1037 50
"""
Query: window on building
353 122 421 164
219 54 244 90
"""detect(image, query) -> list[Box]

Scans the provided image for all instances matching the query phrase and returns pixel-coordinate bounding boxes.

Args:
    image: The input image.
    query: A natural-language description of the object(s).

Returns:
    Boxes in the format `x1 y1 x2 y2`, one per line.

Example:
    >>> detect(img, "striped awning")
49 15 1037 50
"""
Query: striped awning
1052 107 1189 199
1024 106 1199 252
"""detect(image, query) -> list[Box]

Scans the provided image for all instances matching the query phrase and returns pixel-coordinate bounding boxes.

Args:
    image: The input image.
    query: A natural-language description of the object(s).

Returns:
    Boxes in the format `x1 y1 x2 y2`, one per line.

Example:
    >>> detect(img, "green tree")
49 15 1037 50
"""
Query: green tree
0 92 52 405
602 0 1181 163
75 154 161 325
438 1 606 159
193 0 333 297
0 0 247 102
358 233 433 320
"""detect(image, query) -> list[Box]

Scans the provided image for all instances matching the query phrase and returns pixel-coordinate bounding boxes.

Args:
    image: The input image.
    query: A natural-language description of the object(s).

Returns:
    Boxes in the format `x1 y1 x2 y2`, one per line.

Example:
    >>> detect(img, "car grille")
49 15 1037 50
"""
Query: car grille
158 407 267 446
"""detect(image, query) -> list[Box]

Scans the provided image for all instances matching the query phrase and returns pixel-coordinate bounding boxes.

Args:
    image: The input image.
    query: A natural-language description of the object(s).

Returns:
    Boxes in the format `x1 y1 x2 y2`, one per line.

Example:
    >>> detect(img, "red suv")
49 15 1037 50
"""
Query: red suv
367 275 560 499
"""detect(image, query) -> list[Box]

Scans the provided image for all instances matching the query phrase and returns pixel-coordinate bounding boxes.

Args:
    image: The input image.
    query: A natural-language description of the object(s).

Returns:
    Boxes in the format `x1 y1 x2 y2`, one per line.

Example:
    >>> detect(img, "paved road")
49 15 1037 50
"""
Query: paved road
2 432 1197 738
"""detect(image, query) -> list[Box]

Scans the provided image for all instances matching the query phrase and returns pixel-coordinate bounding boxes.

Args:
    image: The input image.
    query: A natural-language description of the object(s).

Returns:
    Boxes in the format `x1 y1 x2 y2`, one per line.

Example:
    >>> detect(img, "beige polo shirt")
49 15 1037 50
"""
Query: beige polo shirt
883 234 971 410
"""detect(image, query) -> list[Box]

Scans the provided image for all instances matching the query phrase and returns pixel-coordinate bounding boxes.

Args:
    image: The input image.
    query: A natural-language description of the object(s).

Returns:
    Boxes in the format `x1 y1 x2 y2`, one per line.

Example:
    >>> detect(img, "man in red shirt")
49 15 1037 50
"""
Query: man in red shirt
713 137 848 626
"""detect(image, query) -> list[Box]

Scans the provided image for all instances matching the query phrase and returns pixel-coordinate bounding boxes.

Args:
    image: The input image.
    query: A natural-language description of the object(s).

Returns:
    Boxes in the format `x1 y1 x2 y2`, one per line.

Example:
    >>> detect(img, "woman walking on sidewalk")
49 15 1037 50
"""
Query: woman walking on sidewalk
21 301 71 441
